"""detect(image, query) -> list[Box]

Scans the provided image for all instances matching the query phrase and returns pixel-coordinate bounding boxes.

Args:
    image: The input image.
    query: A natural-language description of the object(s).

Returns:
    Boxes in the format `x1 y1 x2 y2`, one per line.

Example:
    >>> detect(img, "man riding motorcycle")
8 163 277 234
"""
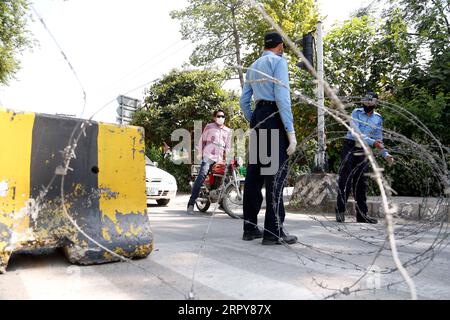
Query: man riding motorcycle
187 109 232 215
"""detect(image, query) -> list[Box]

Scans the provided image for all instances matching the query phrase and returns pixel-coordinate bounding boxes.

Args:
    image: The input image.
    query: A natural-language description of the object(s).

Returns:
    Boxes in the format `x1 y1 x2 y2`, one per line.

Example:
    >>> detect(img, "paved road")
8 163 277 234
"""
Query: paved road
0 194 449 300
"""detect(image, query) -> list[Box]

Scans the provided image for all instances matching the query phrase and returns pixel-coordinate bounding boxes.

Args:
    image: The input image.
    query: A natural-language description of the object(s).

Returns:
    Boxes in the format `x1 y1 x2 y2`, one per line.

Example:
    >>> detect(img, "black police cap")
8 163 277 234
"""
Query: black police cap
264 32 284 49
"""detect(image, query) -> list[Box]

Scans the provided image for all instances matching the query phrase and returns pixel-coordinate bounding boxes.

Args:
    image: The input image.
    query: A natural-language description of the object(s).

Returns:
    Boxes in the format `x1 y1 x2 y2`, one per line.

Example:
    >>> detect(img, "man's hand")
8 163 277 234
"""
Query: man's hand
163 142 171 153
287 132 297 156
386 156 395 166
374 140 384 150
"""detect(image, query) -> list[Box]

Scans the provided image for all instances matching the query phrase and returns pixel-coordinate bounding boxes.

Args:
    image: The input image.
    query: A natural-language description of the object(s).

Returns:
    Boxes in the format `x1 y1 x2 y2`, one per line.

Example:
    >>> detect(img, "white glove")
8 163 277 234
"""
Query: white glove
386 156 395 166
286 132 297 156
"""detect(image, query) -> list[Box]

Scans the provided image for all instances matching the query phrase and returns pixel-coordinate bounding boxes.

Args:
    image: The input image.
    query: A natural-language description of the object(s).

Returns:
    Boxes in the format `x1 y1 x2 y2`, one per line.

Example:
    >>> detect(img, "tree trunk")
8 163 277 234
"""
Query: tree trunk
231 7 245 89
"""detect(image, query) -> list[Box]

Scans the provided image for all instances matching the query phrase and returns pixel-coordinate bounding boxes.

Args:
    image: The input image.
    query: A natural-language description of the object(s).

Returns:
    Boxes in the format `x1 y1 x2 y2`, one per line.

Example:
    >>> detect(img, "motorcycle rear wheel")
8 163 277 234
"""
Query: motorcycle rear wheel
222 184 244 219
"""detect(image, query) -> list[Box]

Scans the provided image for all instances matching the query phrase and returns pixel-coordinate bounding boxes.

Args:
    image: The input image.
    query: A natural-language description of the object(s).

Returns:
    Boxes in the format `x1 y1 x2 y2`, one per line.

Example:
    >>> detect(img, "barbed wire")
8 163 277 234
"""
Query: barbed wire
30 4 87 118
8 0 448 301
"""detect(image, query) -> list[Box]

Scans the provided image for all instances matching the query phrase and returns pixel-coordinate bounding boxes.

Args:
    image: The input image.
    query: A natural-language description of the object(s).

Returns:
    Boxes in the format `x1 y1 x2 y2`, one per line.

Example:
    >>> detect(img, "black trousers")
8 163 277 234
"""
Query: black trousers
336 139 370 217
243 101 289 237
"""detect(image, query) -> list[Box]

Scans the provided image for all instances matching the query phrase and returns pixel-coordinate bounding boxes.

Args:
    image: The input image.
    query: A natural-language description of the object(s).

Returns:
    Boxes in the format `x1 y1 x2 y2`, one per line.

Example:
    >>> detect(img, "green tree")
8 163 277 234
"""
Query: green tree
0 0 32 85
323 12 414 96
242 0 319 66
131 69 245 191
320 0 449 196
132 69 243 147
387 0 449 57
171 0 319 88
170 0 250 88
380 0 449 144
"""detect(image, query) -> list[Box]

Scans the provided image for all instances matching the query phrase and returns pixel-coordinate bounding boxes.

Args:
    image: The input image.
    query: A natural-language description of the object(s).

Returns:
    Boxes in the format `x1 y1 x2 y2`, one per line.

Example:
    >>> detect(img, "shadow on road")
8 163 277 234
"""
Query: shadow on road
6 249 70 272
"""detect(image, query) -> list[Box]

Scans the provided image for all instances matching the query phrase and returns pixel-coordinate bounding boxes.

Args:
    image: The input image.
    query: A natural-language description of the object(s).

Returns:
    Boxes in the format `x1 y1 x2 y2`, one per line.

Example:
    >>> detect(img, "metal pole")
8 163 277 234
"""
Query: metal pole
316 21 326 172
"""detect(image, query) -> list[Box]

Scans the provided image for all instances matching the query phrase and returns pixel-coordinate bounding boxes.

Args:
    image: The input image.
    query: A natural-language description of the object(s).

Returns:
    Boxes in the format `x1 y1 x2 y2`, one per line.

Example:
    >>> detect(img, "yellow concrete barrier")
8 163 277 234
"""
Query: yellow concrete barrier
0 108 153 273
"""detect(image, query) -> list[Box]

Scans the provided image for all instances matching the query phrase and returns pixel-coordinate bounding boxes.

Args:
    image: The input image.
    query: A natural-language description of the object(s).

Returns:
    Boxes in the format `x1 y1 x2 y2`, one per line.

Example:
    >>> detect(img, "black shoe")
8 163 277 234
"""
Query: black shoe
336 210 345 223
262 230 298 245
356 214 378 224
242 227 263 241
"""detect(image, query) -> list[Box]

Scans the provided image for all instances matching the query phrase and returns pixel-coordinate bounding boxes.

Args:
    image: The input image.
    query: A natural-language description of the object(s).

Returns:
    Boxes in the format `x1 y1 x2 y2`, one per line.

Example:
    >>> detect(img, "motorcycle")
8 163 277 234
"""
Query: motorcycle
190 159 244 219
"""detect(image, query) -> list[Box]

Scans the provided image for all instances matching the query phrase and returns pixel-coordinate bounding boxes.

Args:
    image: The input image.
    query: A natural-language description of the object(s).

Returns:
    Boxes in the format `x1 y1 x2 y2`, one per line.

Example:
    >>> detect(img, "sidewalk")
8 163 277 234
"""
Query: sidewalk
180 188 449 220
328 196 450 220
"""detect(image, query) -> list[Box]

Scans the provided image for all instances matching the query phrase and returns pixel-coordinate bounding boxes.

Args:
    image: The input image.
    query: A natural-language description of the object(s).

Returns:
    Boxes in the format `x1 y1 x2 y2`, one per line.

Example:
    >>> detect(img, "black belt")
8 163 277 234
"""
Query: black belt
344 139 363 148
256 100 277 107
344 139 355 145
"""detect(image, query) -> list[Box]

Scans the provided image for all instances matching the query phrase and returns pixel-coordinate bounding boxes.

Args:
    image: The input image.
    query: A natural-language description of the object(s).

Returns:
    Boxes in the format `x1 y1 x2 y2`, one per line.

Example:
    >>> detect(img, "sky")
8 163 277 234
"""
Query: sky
0 0 372 123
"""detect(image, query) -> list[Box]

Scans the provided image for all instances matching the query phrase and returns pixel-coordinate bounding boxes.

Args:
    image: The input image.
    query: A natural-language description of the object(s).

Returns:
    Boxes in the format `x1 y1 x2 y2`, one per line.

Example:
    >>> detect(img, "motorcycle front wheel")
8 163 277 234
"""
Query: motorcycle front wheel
222 184 244 219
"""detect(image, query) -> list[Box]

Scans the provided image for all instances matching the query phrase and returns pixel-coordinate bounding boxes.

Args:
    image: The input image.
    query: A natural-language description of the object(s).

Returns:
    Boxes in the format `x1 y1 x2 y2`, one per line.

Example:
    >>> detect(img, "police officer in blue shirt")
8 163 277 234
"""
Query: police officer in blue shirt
336 91 395 224
239 31 298 245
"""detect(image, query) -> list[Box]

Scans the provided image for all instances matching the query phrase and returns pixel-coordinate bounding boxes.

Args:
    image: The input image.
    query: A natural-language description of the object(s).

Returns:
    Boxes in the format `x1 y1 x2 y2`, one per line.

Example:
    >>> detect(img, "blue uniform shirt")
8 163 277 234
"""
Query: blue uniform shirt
239 51 294 133
346 107 390 158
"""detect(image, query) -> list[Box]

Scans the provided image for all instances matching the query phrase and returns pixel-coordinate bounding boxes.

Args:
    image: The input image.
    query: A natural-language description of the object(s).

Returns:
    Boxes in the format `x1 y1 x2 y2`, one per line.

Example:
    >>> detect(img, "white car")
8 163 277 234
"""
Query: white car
145 157 177 206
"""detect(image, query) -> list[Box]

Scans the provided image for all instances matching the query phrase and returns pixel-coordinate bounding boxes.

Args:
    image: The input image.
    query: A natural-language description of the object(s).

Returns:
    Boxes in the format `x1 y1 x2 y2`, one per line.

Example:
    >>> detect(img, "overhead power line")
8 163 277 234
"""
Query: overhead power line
30 4 88 118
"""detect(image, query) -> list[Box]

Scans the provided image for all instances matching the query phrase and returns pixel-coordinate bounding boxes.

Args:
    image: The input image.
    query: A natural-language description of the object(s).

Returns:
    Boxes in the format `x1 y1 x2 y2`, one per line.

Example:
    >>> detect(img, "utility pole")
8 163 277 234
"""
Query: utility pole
291 20 337 212
315 21 326 173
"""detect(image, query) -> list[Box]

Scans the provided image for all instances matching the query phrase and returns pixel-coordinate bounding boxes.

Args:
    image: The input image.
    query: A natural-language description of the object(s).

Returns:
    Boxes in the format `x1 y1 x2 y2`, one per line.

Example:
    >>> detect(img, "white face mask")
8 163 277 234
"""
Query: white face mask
216 117 225 126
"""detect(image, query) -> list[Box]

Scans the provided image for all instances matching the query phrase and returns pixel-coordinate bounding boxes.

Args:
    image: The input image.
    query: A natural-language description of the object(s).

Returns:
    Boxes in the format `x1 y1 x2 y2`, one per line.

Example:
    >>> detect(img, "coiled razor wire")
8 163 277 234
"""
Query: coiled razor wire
22 0 450 300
